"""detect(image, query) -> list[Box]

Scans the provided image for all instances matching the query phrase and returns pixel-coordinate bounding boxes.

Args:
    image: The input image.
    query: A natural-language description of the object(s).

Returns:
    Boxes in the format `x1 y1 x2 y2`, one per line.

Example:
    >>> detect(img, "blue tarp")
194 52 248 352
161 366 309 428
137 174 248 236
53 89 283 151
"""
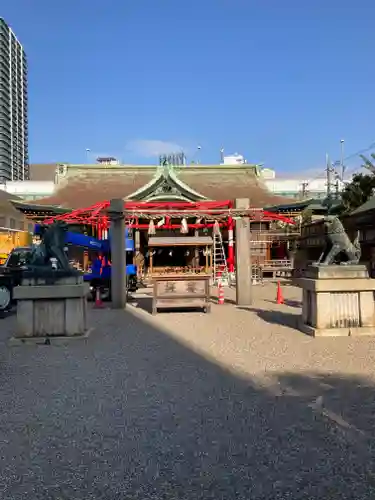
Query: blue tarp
34 224 136 276
83 262 136 281
34 225 134 251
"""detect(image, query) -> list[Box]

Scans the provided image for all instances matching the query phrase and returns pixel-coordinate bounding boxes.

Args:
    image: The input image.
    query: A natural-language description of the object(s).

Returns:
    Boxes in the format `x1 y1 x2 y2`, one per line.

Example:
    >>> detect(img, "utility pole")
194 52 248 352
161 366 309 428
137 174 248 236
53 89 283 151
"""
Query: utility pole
220 148 224 164
326 153 335 211
196 145 201 165
340 139 345 181
335 176 340 199
301 181 309 199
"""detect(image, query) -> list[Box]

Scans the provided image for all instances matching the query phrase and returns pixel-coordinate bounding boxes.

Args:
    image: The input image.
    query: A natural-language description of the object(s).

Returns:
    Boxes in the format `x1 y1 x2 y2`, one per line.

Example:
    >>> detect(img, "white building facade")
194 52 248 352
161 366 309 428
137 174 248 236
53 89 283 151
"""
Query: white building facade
0 180 55 200
260 168 344 200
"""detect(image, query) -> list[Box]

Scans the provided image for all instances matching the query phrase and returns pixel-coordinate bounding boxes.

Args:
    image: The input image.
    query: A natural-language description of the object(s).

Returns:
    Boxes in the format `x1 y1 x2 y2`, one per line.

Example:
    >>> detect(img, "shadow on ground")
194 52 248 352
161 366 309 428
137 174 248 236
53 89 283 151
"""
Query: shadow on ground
264 298 301 308
0 308 16 320
128 294 153 314
0 306 374 498
238 306 300 329
129 295 209 315
211 294 236 305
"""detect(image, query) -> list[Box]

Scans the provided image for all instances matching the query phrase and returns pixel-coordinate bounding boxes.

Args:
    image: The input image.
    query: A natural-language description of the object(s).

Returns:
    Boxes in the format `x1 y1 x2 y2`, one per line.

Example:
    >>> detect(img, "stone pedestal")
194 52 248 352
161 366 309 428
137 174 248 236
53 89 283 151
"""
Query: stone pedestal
13 275 90 338
295 265 375 337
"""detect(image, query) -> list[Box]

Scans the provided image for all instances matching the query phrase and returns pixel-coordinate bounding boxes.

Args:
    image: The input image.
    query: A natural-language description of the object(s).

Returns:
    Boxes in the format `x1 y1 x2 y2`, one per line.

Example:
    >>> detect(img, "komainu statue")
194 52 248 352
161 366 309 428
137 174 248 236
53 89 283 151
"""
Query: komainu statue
315 216 361 266
28 221 73 273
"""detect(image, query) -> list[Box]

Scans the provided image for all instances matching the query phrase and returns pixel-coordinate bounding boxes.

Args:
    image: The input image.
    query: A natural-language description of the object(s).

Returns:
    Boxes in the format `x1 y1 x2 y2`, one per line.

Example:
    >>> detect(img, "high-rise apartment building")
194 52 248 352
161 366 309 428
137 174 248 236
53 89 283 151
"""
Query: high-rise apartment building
0 17 29 182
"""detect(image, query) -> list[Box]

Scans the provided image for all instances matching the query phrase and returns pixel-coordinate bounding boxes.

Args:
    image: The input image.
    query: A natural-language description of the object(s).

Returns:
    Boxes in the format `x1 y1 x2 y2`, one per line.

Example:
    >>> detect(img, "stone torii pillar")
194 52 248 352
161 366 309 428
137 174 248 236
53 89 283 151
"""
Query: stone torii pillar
108 198 126 309
235 198 252 306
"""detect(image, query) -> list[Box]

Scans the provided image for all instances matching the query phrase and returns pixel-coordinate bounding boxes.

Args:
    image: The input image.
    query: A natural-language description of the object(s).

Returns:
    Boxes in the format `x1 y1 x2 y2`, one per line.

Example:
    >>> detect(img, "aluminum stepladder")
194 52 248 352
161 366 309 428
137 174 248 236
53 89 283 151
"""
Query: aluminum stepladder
212 221 230 286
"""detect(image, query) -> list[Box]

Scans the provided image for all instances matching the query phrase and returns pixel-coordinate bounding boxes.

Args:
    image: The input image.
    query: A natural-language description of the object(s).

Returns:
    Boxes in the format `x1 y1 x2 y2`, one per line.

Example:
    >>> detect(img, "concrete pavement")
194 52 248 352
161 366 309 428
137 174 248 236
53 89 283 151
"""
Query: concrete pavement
0 284 375 498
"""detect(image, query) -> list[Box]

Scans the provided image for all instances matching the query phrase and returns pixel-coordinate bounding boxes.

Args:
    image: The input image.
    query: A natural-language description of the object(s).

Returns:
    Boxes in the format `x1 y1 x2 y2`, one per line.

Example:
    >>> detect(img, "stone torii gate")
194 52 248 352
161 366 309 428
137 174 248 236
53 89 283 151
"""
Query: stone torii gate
108 199 127 309
235 198 252 306
108 197 254 309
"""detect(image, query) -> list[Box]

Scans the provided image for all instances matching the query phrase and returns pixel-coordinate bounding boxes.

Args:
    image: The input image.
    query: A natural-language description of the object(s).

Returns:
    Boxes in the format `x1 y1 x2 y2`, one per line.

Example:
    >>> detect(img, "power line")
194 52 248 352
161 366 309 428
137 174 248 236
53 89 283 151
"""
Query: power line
338 141 375 178
303 141 375 186
325 154 336 210
342 142 375 162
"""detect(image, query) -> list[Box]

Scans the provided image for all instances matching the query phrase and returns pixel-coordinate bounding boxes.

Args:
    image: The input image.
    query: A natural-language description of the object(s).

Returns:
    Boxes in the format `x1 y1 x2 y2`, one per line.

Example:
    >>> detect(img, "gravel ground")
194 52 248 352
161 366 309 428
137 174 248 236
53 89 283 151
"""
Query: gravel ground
1 283 375 499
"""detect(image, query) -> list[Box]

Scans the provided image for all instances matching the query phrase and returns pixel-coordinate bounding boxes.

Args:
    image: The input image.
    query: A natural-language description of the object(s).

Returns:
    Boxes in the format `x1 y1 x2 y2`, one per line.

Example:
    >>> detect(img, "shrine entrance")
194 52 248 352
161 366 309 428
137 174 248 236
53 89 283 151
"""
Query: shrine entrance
42 199 296 284
146 235 213 276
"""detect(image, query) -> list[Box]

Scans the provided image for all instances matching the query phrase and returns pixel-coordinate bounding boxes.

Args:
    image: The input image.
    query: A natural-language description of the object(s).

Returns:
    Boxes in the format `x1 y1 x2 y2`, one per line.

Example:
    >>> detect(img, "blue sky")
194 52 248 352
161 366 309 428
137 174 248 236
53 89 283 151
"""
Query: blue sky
2 0 375 176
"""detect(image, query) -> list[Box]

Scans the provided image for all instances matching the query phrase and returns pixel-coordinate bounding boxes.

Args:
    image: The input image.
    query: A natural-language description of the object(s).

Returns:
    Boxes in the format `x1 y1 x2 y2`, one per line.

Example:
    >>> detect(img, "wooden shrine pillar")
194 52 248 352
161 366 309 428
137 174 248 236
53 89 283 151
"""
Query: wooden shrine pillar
83 250 89 271
227 216 235 273
149 248 153 277
195 229 200 271
134 228 140 265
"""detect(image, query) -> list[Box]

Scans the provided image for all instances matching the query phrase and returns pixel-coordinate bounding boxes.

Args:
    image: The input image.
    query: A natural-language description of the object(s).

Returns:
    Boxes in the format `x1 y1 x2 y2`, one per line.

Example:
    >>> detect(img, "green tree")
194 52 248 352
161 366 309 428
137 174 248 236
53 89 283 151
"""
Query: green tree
341 172 375 213
300 208 313 224
360 153 375 174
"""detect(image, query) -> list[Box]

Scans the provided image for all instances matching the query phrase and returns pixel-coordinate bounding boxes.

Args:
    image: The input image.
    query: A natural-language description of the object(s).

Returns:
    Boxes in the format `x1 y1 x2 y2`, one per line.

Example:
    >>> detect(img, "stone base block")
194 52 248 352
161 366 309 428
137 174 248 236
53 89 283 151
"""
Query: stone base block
295 265 375 337
9 328 93 346
13 276 90 338
298 321 375 338
303 264 369 280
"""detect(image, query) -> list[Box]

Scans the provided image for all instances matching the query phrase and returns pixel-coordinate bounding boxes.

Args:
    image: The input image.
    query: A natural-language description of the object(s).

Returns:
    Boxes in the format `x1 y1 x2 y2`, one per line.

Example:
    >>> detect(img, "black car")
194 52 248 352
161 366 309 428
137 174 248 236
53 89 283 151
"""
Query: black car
0 247 33 311
0 272 13 311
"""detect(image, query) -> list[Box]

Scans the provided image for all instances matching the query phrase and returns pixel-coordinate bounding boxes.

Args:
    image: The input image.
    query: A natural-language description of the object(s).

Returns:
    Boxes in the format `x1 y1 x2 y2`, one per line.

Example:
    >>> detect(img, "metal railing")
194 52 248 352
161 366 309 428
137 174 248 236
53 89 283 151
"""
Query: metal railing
251 230 301 243
262 259 293 269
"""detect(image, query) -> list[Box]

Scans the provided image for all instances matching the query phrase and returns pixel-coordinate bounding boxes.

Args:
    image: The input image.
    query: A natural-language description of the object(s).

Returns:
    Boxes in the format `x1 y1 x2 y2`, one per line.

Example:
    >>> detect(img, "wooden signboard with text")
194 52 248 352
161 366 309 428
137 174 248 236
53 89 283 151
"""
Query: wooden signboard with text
152 274 211 315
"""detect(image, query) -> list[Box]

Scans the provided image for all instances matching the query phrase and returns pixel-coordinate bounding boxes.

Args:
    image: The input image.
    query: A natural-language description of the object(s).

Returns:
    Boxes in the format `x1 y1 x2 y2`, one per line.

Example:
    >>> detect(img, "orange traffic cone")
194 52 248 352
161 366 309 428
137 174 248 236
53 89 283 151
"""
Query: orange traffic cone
276 281 283 304
218 282 225 305
94 287 104 308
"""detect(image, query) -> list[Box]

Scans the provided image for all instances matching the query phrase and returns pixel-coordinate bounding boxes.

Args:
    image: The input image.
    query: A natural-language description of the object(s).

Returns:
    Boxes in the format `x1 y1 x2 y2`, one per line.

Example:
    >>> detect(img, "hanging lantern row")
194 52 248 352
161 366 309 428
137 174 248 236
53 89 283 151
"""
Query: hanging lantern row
180 218 189 234
145 248 211 258
148 220 155 235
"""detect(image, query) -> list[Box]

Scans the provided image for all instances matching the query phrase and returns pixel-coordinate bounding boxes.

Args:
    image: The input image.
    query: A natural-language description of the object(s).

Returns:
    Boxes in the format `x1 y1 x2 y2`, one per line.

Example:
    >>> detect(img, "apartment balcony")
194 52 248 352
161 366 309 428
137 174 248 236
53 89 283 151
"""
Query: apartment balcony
0 121 11 133
0 31 8 43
